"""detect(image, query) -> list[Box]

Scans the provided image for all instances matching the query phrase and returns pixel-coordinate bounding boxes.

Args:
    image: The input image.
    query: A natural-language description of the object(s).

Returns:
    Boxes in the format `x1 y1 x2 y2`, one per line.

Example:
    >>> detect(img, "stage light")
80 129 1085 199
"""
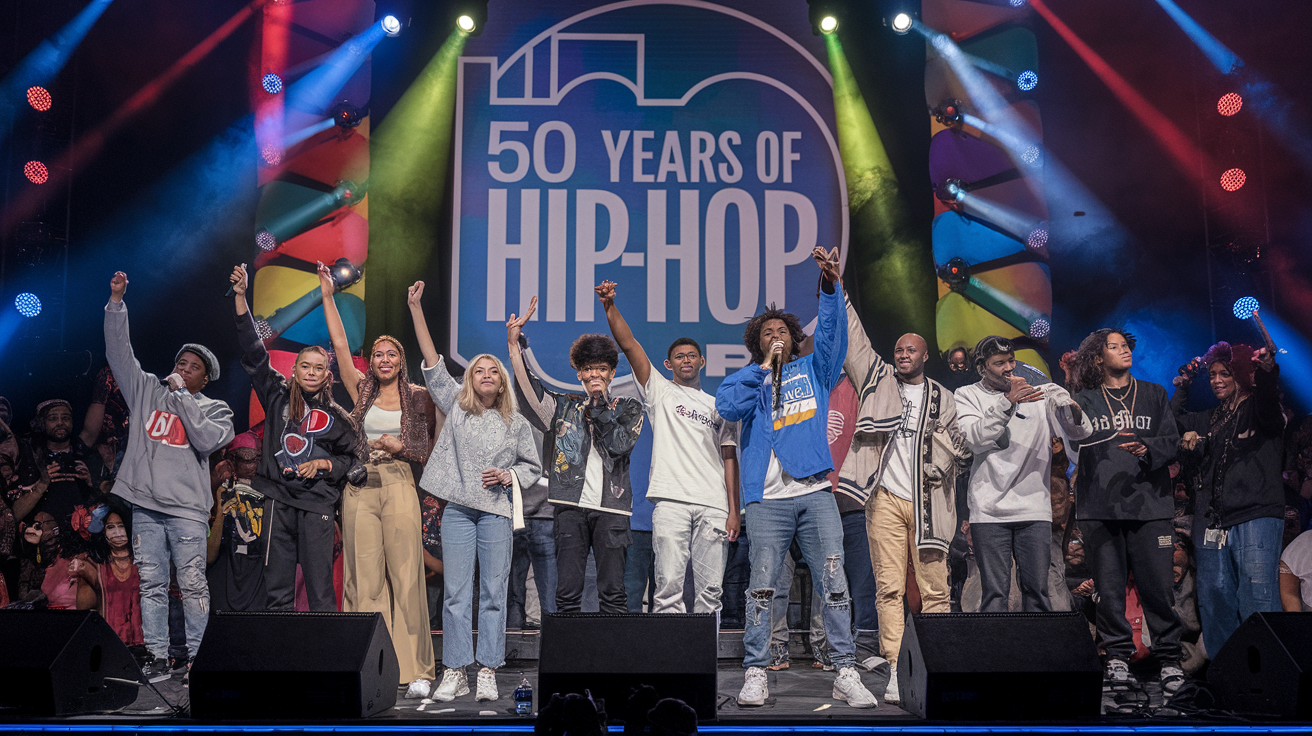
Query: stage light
262 73 283 95
1017 70 1038 91
24 161 48 184
1220 167 1246 191
457 15 476 33
26 86 51 111
1029 317 1051 339
14 292 42 318
329 257 363 290
819 15 839 34
891 13 913 34
1027 226 1049 249
1232 296 1259 319
1010 0 1027 6
1021 145 1040 165
261 144 282 165
382 15 402 36
256 228 277 251
933 99 964 128
331 101 363 129
939 178 966 203
1217 92 1243 116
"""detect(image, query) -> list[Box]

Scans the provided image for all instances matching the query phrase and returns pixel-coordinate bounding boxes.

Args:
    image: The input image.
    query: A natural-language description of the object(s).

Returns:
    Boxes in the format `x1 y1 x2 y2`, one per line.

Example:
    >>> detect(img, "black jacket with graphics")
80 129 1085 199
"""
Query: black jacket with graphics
1172 364 1285 538
236 309 358 516
1071 378 1180 521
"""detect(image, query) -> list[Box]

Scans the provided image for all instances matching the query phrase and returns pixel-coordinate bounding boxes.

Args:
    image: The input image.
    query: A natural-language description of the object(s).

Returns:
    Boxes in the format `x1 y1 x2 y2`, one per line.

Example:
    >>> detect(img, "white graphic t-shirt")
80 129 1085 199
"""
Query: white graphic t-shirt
637 371 737 511
882 382 924 502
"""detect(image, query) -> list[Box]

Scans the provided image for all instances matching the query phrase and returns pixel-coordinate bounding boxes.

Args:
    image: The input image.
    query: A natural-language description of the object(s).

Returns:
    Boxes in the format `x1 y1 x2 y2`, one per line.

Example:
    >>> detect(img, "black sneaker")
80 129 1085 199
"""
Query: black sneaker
169 655 191 672
140 657 172 684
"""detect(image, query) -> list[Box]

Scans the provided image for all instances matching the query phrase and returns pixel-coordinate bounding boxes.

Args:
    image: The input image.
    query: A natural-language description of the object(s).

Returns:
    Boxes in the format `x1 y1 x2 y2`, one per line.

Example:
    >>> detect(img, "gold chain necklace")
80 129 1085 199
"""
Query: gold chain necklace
1101 376 1137 429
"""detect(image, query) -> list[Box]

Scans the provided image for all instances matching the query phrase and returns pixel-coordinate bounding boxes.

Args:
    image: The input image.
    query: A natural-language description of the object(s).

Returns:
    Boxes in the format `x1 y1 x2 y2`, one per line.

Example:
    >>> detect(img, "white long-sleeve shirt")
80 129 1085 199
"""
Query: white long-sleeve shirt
955 381 1092 524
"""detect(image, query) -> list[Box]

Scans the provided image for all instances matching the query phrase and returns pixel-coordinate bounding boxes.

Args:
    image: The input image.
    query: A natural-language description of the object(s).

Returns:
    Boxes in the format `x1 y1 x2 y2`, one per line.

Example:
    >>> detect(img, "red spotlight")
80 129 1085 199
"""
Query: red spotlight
26 86 52 111
24 161 49 184
1220 168 1246 191
261 144 282 165
1217 92 1243 117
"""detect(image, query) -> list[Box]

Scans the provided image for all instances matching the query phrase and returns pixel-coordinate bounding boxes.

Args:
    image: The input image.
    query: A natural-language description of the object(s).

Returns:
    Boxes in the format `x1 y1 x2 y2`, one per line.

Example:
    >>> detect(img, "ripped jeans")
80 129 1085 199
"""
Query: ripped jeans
132 505 210 660
741 491 855 671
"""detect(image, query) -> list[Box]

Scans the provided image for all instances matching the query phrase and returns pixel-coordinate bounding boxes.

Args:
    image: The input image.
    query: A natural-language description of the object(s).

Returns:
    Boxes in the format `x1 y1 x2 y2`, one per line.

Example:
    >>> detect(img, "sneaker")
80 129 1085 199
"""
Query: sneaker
169 655 191 672
765 659 790 671
1159 662 1185 697
1104 658 1134 691
432 668 469 702
884 663 900 704
832 666 878 709
139 656 172 684
475 667 498 701
405 678 432 700
738 666 768 707
181 662 191 687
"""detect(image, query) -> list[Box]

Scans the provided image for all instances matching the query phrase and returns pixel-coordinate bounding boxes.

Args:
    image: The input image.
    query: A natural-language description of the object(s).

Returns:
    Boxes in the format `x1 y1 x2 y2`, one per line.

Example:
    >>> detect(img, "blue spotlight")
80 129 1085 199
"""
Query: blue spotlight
1151 0 1241 74
285 21 390 115
891 13 913 35
261 73 283 94
0 0 115 135
382 15 402 36
1016 70 1038 92
1021 145 1040 165
1029 317 1051 339
1232 296 1259 320
14 292 42 318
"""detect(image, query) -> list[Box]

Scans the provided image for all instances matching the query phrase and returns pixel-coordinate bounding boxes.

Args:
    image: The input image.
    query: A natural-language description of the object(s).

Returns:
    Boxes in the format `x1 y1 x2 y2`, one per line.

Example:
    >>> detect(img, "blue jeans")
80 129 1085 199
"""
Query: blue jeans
721 531 751 628
132 506 209 660
743 491 855 670
1196 516 1285 658
508 518 556 628
441 503 512 669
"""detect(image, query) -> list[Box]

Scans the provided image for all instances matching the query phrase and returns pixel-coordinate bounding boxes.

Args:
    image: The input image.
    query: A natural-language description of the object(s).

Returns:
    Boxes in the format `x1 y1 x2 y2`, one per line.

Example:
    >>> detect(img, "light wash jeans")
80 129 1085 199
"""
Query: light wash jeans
1196 516 1285 658
441 502 513 669
742 491 855 670
651 500 729 614
132 505 209 660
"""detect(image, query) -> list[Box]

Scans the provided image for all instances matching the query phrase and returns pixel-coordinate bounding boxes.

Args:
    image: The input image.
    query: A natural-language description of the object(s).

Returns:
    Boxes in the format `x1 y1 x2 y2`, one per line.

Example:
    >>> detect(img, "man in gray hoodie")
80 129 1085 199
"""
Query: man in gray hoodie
105 271 235 682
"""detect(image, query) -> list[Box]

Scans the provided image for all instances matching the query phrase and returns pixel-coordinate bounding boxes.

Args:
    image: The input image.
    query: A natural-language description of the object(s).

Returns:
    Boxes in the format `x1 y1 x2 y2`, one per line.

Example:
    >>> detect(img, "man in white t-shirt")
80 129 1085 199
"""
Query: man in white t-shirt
954 335 1091 613
596 280 739 614
1280 528 1312 612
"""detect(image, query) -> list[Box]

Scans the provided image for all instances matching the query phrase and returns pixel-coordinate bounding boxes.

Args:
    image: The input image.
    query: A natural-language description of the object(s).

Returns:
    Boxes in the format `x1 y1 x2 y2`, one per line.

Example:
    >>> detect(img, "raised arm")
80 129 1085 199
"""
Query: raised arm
842 291 888 389
408 281 441 369
810 247 848 391
230 264 286 408
103 272 154 409
596 280 652 388
318 261 365 404
506 297 556 429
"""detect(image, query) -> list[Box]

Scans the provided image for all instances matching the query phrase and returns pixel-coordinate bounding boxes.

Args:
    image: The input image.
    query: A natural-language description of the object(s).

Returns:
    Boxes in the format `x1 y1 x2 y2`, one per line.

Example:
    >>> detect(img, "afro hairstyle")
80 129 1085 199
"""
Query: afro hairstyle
570 333 620 371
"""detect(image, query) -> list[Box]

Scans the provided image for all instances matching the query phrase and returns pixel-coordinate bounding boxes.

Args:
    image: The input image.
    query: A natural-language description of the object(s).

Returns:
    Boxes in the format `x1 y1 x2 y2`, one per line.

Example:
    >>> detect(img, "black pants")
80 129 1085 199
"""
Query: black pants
972 520 1052 612
1081 518 1183 662
555 506 629 614
263 498 337 612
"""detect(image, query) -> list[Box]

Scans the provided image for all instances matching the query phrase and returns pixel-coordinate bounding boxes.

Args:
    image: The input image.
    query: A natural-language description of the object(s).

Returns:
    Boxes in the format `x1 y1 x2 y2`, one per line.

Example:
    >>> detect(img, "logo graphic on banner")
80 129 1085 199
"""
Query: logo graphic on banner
452 0 846 390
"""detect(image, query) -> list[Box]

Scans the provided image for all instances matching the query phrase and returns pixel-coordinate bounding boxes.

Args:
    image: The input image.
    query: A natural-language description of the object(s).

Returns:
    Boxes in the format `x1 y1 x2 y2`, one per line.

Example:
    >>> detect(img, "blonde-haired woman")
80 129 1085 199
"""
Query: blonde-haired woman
408 282 541 703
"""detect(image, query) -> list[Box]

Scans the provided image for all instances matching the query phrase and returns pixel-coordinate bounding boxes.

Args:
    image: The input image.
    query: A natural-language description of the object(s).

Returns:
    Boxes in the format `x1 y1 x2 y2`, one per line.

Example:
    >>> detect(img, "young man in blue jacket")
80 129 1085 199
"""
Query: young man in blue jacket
716 247 877 709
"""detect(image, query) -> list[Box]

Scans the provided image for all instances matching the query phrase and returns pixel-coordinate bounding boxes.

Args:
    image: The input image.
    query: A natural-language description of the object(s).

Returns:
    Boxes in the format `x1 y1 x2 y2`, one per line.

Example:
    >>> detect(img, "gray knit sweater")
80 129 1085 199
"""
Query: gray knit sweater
418 358 542 517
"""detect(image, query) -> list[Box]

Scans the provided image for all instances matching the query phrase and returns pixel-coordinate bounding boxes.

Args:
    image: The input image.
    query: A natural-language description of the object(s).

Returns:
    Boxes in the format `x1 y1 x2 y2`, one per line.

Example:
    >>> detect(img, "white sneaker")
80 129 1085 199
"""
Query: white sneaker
884 662 900 704
405 678 432 700
432 668 469 702
475 667 498 701
738 666 768 707
832 666 878 709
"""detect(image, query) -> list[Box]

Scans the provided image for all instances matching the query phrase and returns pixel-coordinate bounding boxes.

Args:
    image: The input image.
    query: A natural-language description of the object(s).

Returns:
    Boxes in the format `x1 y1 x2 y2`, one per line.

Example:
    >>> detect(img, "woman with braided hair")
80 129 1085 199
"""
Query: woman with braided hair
318 263 438 697
1065 328 1185 698
1171 339 1285 658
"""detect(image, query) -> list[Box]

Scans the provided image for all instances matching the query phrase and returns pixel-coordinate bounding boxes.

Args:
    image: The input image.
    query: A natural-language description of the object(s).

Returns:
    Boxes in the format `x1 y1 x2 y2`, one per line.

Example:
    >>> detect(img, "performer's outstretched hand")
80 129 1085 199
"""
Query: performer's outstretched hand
812 246 841 283
316 261 335 295
595 280 617 308
110 272 129 302
229 264 248 296
506 296 538 345
408 281 425 308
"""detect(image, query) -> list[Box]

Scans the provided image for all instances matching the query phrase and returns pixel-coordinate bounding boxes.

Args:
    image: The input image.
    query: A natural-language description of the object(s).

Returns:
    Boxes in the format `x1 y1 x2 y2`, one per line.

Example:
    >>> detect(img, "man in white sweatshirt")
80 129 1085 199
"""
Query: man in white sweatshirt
954 336 1091 612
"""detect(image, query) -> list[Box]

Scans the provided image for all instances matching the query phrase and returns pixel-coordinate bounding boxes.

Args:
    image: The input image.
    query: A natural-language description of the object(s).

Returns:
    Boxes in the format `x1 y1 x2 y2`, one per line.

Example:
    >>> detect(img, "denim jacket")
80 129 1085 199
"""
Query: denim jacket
514 346 644 514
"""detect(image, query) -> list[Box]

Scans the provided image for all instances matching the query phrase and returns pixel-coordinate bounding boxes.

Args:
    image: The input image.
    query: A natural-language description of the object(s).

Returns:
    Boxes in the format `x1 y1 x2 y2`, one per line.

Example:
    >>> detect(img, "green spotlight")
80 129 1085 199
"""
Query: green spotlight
820 16 839 34
456 15 476 33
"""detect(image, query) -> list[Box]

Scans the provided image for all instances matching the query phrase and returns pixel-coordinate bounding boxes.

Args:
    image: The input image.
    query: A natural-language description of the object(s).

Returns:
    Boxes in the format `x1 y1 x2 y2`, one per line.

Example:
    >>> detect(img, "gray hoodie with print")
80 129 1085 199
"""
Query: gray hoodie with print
104 300 235 525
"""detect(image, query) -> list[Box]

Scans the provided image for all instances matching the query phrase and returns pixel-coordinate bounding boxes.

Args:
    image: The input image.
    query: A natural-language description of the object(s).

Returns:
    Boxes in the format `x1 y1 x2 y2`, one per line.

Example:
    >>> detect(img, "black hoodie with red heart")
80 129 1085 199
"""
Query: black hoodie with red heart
237 310 359 516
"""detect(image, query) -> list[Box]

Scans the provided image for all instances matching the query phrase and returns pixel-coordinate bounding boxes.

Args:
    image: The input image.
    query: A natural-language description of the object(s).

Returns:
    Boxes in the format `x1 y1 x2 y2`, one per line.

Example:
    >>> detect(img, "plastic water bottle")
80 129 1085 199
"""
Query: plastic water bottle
514 676 533 715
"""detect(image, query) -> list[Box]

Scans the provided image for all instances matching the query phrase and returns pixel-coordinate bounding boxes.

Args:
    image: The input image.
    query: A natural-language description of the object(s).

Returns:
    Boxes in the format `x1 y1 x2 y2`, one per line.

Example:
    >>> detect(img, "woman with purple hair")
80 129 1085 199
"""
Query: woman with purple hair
1172 339 1285 658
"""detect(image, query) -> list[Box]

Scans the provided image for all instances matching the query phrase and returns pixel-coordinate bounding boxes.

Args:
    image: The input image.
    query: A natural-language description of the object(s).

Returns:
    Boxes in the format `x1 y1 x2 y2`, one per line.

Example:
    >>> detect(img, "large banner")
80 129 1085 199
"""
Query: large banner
452 0 845 391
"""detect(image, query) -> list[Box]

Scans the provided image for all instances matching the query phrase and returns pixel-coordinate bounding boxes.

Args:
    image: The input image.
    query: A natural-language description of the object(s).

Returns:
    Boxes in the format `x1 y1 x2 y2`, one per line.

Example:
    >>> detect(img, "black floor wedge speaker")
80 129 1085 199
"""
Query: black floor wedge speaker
539 613 718 721
189 611 399 718
0 609 141 715
898 612 1102 720
1210 612 1312 719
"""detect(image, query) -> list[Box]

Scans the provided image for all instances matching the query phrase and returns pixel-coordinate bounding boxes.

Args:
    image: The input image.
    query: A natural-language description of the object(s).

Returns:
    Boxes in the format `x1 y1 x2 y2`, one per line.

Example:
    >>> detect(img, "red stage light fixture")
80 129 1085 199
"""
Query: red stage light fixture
261 144 282 165
1219 168 1246 191
27 86 52 111
1217 92 1242 117
24 161 49 184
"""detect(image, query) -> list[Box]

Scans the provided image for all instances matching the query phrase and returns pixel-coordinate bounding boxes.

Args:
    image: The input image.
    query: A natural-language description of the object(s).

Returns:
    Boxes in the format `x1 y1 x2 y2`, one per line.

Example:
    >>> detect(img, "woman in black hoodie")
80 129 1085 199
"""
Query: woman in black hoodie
1172 340 1284 658
230 264 359 611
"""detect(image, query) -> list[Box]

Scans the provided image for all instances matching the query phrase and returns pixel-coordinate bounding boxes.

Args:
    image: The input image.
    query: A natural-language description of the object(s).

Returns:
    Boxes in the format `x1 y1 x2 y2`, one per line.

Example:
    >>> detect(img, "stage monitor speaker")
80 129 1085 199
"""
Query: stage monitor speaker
898 612 1101 720
190 611 399 719
0 609 141 715
539 613 717 721
1210 611 1312 719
